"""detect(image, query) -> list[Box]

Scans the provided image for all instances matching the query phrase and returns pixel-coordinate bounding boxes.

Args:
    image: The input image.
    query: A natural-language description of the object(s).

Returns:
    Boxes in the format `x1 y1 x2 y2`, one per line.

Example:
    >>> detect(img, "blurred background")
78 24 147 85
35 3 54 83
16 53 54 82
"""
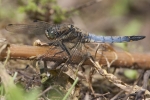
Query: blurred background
0 0 149 52
0 0 150 99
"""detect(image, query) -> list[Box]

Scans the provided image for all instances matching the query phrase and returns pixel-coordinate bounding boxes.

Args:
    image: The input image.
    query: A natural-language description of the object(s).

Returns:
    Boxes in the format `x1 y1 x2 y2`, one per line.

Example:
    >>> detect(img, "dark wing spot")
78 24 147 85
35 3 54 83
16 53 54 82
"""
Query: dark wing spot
8 24 13 26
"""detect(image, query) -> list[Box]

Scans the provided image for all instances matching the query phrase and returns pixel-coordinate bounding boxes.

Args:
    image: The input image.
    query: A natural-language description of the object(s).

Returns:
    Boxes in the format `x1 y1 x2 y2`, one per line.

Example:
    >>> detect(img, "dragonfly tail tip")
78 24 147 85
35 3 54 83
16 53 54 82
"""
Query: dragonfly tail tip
130 36 146 41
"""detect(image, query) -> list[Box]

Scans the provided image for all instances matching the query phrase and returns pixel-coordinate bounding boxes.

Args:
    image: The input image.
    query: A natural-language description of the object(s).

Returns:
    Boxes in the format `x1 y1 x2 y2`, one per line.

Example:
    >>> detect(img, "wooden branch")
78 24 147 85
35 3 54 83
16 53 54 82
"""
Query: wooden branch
0 44 150 69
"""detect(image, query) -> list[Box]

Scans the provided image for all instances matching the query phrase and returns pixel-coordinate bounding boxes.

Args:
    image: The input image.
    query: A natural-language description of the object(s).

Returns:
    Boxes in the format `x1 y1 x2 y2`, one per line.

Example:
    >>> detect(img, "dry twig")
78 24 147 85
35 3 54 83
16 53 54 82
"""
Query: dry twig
0 44 150 69
89 58 150 96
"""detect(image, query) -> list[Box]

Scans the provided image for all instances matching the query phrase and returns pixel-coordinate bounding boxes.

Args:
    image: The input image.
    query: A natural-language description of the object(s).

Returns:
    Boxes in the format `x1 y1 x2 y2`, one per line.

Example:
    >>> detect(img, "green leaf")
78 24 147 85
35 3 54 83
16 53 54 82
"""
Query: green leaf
120 20 142 36
110 0 130 16
124 69 138 80
26 2 38 12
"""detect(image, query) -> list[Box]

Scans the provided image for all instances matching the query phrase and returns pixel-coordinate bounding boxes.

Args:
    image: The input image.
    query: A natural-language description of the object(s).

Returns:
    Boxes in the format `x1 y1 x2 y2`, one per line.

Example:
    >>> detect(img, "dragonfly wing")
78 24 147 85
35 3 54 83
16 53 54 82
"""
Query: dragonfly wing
5 21 52 35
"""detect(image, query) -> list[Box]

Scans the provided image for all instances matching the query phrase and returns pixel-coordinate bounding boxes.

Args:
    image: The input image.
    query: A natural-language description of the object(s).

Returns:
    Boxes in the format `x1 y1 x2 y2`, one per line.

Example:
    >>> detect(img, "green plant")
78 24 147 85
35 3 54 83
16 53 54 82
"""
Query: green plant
18 0 67 23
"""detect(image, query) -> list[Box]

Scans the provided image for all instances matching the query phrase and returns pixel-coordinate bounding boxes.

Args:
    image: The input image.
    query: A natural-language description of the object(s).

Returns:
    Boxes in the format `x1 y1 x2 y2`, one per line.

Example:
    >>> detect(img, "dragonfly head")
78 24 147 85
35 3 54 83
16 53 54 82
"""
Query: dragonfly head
45 28 56 40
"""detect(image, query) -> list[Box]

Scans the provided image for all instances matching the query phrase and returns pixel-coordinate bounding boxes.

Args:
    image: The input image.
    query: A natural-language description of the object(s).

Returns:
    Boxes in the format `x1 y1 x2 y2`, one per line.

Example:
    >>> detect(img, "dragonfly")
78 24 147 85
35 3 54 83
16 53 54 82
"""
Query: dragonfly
6 21 145 61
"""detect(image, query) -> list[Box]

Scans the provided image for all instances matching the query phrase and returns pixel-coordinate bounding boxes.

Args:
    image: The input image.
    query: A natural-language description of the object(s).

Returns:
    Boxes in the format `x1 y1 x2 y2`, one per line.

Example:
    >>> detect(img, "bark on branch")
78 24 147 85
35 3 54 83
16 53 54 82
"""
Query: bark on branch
0 44 150 69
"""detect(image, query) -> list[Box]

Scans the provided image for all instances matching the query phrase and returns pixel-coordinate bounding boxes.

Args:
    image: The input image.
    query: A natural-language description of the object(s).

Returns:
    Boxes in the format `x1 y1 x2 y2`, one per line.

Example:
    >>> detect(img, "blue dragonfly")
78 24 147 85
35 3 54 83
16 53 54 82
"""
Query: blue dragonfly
6 21 145 59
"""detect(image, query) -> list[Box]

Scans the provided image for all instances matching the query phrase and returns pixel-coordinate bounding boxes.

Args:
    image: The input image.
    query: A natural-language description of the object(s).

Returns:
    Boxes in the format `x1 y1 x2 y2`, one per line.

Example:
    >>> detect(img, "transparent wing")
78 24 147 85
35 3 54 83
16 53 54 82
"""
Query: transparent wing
5 21 52 35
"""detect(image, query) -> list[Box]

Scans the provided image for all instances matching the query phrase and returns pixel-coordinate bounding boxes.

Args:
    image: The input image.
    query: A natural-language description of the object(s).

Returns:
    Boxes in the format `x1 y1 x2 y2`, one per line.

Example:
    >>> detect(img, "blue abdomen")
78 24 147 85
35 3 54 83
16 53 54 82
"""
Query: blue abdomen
87 34 145 43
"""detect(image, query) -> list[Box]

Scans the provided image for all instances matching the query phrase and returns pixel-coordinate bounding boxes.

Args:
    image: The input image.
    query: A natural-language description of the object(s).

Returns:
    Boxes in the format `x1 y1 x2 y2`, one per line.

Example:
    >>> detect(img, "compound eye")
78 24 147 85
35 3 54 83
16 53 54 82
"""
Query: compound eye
51 31 54 33
45 30 49 38
50 30 56 38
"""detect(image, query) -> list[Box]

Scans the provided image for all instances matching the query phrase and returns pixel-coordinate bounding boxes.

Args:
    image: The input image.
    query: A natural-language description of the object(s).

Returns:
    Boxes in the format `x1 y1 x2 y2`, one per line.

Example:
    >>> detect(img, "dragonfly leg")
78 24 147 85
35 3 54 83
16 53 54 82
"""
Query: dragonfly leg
69 38 81 50
52 50 66 57
52 40 71 57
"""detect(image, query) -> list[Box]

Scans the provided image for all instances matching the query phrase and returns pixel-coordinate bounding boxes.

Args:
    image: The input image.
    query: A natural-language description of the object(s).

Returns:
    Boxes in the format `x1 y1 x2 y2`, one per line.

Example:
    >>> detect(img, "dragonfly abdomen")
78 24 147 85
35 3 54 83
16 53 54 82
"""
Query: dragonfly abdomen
87 34 145 43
